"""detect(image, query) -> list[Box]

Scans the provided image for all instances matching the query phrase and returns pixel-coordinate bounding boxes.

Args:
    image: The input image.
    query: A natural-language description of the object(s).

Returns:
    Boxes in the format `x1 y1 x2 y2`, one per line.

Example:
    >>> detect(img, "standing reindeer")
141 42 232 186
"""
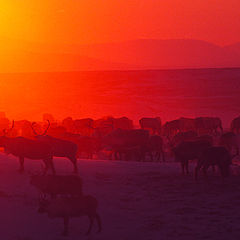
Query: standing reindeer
31 120 78 173
38 194 102 236
0 121 55 174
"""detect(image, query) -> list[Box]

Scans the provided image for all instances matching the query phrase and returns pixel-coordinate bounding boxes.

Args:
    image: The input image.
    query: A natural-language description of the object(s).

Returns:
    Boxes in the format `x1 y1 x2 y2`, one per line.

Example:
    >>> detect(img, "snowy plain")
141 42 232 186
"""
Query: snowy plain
1 152 240 240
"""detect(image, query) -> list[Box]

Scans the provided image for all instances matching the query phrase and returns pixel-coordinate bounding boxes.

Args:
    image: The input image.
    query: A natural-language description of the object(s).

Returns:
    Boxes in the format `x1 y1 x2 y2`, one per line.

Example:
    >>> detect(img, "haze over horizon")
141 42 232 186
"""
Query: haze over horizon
1 0 240 72
0 38 240 73
1 1 240 121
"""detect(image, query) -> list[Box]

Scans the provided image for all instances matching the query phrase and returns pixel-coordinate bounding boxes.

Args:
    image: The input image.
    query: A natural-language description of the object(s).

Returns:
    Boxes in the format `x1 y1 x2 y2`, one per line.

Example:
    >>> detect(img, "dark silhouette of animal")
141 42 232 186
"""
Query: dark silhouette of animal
139 117 161 135
172 140 212 175
38 195 102 236
178 117 196 132
93 116 134 138
195 146 232 180
195 134 214 145
74 118 94 136
47 126 67 138
162 119 181 137
62 133 101 159
103 129 149 161
62 117 75 133
231 116 240 134
146 135 165 162
163 118 195 137
76 136 101 159
93 117 115 137
0 120 55 174
112 117 133 130
0 116 10 132
170 131 198 147
0 136 55 174
32 121 78 173
195 117 223 135
219 132 239 155
13 119 35 138
30 175 83 198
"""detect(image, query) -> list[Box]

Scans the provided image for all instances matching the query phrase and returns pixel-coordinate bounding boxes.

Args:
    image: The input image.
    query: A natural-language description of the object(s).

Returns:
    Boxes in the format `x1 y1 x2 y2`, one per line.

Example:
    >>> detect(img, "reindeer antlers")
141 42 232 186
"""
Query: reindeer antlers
42 120 50 136
31 120 50 136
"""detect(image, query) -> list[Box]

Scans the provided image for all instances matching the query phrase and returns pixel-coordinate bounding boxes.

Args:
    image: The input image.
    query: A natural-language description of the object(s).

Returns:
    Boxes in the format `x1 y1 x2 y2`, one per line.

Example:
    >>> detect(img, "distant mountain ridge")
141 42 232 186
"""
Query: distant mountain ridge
1 38 240 72
224 42 240 55
75 39 240 69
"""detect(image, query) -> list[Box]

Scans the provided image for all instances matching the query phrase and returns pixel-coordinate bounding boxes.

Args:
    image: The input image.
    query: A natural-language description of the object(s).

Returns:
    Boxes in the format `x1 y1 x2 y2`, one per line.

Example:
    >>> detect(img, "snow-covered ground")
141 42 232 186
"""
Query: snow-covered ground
1 153 240 240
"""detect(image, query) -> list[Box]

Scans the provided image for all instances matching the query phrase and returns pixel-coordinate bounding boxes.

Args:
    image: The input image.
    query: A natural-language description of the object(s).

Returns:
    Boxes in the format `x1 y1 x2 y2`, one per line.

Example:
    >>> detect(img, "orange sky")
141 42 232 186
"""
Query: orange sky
0 1 240 122
1 0 240 46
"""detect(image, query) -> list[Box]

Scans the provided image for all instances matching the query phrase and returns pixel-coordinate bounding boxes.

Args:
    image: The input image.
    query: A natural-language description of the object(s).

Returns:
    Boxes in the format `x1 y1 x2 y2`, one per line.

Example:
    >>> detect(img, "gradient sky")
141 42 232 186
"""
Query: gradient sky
0 1 240 121
1 0 240 46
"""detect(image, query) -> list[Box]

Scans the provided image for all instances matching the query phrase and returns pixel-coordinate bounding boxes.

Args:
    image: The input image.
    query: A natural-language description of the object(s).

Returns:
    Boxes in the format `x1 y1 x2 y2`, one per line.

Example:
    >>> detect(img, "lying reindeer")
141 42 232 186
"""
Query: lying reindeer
30 175 83 198
38 195 102 236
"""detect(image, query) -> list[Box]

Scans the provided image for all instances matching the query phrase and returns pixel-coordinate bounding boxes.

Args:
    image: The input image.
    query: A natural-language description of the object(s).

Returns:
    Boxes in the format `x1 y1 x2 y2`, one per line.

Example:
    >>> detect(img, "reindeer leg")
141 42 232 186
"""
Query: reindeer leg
203 165 210 181
149 152 154 162
86 216 94 235
236 145 239 156
43 158 55 175
195 166 200 181
114 151 118 160
195 159 204 181
18 157 24 173
62 217 69 236
181 160 185 175
161 149 165 162
49 158 56 175
42 159 49 175
69 156 78 174
186 160 189 175
88 151 93 159
95 213 102 233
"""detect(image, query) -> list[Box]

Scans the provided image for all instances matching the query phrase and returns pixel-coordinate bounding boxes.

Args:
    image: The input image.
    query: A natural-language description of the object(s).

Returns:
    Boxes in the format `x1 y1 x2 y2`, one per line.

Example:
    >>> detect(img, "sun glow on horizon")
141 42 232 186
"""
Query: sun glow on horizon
1 0 240 46
0 0 240 122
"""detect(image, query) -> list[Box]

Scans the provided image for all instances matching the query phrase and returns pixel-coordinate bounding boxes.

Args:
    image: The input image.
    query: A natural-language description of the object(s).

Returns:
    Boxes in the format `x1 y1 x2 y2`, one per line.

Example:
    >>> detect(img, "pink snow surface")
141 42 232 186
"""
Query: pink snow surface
0 152 240 240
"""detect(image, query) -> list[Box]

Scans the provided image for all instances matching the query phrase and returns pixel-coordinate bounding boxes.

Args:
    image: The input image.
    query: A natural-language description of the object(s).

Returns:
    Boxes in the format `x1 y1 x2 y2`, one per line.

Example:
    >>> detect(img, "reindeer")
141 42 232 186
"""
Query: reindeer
38 195 102 236
219 132 239 155
195 146 233 181
231 116 240 134
146 135 165 162
172 139 212 175
139 117 161 135
0 121 55 174
31 120 78 173
30 174 83 198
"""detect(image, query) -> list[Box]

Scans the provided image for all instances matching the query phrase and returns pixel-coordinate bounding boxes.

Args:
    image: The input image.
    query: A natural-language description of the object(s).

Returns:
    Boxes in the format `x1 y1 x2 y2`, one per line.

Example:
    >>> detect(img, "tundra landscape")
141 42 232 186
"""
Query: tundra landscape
0 113 240 240
1 0 240 239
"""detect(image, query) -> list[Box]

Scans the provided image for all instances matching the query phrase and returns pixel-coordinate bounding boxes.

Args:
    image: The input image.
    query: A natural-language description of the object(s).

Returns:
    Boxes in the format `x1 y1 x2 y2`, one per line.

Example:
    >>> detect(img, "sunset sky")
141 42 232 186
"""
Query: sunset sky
0 1 240 121
1 0 240 46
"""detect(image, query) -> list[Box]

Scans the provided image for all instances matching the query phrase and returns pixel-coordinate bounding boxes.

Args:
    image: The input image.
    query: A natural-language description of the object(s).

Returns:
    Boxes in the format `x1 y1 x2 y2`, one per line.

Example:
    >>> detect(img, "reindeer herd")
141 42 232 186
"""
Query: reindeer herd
0 115 240 176
0 114 240 236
